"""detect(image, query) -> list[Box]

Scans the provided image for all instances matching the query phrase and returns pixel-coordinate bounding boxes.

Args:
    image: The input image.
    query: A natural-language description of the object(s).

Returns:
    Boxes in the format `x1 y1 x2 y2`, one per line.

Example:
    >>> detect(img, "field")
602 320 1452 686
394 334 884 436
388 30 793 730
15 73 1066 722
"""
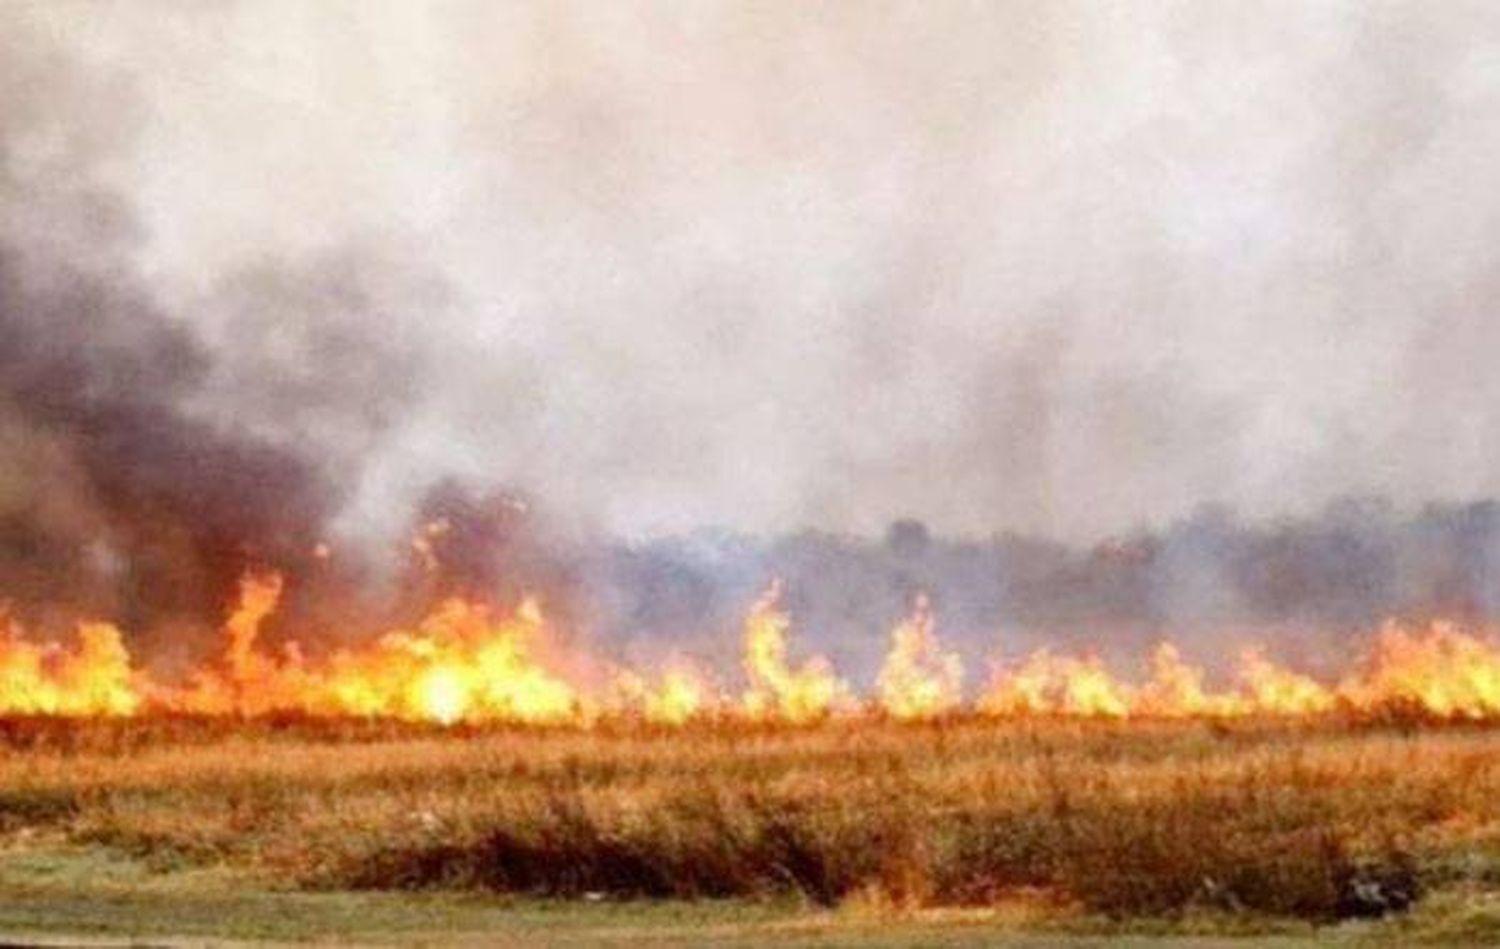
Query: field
3 716 1500 944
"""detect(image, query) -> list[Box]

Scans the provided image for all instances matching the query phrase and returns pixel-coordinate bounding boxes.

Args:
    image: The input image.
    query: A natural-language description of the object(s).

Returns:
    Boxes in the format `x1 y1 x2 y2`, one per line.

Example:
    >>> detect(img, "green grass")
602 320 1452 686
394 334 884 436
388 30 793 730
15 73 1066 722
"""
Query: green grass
1 844 1499 946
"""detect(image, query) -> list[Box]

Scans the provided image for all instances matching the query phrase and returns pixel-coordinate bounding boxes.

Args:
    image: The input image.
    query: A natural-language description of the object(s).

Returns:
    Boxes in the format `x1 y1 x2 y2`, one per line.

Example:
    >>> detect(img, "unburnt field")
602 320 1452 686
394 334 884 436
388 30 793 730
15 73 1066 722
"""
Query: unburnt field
5 715 1500 944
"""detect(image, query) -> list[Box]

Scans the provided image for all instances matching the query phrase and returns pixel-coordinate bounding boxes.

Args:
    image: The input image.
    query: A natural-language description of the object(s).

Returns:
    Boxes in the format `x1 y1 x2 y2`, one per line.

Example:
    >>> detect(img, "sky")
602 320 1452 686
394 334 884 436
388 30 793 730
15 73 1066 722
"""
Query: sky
10 1 1500 544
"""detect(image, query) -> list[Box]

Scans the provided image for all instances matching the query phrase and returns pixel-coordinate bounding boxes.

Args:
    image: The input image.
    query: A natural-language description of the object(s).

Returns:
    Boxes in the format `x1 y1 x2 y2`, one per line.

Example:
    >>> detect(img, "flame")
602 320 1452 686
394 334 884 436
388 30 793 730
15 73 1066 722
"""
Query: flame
225 572 285 688
173 572 304 716
173 579 580 723
611 662 717 724
1134 643 1231 717
314 597 581 723
0 619 139 716
1338 621 1500 717
980 649 1131 717
876 594 963 719
741 580 852 722
1238 648 1335 715
979 642 1332 718
413 666 465 724
11 570 1500 725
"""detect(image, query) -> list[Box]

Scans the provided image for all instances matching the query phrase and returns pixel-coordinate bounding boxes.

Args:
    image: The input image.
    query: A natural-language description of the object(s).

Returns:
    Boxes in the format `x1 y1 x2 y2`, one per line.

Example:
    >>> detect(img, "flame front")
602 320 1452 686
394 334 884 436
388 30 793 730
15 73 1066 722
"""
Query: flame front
1340 621 1500 717
611 662 715 724
982 649 1131 717
168 579 580 723
11 571 1500 725
876 594 963 719
0 619 139 716
741 580 851 722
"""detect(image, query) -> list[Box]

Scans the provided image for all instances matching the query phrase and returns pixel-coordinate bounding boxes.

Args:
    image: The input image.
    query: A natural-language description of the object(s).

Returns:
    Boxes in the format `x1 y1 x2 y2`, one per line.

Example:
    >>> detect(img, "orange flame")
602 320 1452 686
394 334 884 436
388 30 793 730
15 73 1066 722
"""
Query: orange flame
172 579 580 723
611 661 717 724
10 571 1500 725
741 580 852 722
876 594 963 719
0 619 139 716
981 649 1131 717
1338 621 1500 717
1134 643 1233 717
1238 648 1335 715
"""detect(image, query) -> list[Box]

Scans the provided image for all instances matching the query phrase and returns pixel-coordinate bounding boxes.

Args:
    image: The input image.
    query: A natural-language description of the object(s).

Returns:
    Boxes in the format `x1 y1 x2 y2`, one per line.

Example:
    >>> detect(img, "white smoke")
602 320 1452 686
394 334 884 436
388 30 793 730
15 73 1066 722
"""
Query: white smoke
12 1 1500 545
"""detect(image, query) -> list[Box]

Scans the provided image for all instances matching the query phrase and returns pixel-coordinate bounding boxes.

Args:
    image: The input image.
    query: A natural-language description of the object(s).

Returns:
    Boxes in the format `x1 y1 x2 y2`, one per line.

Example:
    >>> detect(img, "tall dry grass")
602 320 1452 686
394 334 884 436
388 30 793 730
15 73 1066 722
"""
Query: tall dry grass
0 715 1494 919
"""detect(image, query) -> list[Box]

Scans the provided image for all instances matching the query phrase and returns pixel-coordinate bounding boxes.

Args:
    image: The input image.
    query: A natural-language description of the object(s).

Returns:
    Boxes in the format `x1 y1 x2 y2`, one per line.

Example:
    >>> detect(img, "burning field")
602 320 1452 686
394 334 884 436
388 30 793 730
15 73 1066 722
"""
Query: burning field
13 2 1500 944
11 568 1500 726
7 573 1500 942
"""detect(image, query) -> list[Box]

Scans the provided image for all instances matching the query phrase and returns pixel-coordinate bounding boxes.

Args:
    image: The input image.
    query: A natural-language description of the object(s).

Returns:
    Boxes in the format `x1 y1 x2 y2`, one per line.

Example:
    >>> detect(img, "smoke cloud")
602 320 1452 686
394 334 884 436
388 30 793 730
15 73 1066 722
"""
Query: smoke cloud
5 4 1500 656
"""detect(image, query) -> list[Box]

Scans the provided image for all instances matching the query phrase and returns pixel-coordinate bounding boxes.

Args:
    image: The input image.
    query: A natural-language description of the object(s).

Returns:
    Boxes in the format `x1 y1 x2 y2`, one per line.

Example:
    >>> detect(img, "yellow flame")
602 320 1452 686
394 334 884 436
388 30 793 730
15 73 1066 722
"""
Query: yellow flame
319 598 580 723
414 665 469 724
612 662 716 724
981 649 1130 717
876 594 963 719
741 580 851 722
1238 648 1335 714
0 619 139 716
173 578 580 723
1339 621 1500 717
10 571 1500 725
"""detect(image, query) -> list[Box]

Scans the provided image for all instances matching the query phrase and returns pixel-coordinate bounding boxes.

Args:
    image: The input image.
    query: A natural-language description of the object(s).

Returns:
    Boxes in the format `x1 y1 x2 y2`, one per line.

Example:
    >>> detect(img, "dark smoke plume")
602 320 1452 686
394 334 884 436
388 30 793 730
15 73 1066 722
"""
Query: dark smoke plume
0 29 400 657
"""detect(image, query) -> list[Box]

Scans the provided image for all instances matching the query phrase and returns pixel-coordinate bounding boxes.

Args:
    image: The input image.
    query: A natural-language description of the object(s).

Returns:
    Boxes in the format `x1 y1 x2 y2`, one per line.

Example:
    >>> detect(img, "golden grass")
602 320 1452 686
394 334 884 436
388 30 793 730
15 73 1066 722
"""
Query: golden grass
1 716 1497 921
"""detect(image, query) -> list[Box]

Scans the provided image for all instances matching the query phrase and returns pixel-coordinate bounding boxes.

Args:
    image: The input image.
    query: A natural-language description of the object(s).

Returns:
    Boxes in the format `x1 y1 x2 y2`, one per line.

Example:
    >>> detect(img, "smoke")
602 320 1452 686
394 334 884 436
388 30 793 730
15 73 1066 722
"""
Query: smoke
5 4 1500 659
577 498 1500 686
0 24 429 648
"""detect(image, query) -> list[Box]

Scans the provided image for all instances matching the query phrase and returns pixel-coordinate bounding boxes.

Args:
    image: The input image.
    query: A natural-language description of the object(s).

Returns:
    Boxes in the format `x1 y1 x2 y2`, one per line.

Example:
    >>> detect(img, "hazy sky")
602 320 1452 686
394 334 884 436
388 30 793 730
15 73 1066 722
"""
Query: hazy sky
11 2 1500 543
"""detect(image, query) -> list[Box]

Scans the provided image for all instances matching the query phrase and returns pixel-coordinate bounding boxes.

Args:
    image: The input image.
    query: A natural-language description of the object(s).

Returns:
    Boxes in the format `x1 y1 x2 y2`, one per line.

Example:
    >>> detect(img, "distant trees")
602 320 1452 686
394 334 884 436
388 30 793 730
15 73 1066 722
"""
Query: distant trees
580 497 1500 679
885 519 931 558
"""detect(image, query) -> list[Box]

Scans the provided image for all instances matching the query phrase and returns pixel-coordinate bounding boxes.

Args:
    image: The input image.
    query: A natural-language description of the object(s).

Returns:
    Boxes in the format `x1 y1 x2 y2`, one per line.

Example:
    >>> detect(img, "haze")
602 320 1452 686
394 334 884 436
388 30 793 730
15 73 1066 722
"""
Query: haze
9 1 1500 545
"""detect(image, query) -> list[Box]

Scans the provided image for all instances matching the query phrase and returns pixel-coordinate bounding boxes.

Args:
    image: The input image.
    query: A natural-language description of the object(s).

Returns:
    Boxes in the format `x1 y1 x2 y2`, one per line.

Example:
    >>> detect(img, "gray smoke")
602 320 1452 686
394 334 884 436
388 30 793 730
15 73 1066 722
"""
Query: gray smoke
579 499 1500 687
13 3 1500 543
0 23 428 651
5 4 1500 666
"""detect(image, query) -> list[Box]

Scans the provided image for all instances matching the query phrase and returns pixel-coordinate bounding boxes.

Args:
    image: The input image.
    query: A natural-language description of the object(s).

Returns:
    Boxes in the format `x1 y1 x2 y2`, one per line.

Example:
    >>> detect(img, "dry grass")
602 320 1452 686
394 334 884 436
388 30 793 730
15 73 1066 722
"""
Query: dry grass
1 715 1498 923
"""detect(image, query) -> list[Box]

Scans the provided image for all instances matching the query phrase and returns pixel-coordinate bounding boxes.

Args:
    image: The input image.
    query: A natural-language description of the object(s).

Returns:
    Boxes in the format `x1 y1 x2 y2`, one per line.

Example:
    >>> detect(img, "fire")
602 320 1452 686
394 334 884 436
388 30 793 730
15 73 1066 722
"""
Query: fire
174 579 580 723
414 665 467 725
174 572 306 716
981 649 1131 717
1134 643 1232 717
876 594 963 719
741 580 852 722
307 597 582 723
11 570 1500 725
0 619 139 716
1237 648 1335 715
611 662 717 724
1339 621 1500 717
978 644 1340 718
224 573 285 688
